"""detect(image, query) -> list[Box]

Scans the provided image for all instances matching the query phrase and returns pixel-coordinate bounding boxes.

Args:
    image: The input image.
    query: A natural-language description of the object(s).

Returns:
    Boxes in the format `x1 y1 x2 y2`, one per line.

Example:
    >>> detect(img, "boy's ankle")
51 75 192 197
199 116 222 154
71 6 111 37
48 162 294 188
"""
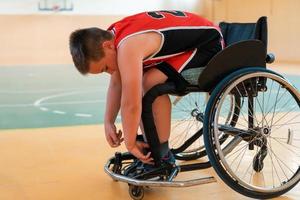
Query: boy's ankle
161 151 176 165
160 141 176 165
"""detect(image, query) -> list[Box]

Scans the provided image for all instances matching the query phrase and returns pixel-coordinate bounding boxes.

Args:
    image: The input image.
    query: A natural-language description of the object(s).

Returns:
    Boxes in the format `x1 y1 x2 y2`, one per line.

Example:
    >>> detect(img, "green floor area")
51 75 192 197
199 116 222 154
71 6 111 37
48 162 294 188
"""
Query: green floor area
0 65 300 130
0 65 110 129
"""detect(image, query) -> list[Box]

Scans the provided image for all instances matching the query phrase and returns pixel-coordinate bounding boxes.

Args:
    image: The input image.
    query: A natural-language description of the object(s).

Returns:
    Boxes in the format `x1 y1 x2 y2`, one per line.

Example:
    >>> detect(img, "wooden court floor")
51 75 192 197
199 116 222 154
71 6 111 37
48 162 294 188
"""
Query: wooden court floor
0 124 299 200
0 64 299 200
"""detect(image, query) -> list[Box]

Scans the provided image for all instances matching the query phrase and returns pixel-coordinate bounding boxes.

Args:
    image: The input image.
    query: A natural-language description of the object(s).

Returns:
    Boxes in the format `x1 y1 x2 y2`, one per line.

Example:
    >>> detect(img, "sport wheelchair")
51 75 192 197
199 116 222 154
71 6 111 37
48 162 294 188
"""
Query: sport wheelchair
105 17 300 200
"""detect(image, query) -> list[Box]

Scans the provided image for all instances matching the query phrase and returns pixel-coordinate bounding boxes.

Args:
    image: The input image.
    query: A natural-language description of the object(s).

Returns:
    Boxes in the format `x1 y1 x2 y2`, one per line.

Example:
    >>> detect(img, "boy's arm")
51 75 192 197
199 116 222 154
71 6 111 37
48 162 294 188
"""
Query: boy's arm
118 43 150 162
104 70 123 147
117 33 161 163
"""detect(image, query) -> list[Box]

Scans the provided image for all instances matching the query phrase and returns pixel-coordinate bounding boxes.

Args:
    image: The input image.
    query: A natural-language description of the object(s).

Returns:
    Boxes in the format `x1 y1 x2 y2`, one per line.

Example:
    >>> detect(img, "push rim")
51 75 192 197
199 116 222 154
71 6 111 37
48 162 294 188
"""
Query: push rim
213 72 300 193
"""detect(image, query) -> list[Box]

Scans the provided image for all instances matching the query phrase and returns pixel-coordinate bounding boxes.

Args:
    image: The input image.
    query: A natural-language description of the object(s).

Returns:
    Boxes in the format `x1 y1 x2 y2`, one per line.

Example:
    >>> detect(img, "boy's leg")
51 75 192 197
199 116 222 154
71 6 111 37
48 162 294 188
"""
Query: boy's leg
142 68 170 143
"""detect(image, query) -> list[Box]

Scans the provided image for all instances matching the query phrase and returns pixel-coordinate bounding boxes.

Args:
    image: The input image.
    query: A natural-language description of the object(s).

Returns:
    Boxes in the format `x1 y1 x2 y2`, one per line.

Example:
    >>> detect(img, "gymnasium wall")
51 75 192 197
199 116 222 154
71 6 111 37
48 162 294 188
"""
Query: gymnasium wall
0 14 123 65
201 0 300 63
0 0 299 65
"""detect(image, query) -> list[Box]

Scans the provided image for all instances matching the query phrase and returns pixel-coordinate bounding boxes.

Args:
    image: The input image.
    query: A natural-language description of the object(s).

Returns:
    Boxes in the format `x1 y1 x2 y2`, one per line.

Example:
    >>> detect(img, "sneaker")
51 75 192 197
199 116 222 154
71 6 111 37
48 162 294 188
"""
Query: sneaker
136 151 176 175
124 152 176 178
161 151 176 165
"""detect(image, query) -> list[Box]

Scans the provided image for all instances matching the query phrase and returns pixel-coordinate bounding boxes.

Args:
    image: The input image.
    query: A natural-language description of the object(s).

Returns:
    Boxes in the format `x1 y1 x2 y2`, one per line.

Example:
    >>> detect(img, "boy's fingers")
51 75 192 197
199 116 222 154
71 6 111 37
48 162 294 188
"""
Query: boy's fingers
110 132 120 145
145 151 151 158
117 130 123 138
139 152 154 164
142 142 149 148
106 136 116 147
108 132 121 147
112 124 117 132
141 157 154 164
115 131 123 144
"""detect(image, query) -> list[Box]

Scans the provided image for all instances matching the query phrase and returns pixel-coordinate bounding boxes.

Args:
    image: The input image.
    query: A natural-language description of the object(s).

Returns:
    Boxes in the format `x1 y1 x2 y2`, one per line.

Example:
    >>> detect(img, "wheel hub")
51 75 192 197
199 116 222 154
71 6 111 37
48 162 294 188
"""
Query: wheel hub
191 108 204 122
262 127 271 136
191 108 200 117
253 126 271 137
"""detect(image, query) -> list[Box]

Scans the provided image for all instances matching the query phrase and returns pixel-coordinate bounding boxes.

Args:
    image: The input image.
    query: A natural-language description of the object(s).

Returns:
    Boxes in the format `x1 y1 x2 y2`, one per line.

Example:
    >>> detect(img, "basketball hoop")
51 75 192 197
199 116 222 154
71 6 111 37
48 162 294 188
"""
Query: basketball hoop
38 0 73 12
52 4 60 12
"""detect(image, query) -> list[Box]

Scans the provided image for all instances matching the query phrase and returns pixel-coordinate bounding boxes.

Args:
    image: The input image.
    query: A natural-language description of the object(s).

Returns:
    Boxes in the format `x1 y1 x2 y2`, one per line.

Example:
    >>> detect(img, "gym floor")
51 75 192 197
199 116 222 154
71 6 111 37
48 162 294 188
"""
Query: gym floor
0 63 299 199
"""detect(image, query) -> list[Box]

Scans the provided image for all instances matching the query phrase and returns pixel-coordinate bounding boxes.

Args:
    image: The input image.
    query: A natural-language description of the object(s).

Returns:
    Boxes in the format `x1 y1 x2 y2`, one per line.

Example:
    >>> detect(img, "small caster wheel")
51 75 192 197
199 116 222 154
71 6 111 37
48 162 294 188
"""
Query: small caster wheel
129 185 144 200
253 145 267 172
253 156 264 172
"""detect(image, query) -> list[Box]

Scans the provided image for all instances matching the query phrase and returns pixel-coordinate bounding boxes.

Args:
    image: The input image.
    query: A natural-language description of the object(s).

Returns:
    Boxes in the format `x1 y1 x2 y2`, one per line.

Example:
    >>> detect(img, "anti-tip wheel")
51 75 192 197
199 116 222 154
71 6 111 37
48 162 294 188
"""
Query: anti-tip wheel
129 185 144 200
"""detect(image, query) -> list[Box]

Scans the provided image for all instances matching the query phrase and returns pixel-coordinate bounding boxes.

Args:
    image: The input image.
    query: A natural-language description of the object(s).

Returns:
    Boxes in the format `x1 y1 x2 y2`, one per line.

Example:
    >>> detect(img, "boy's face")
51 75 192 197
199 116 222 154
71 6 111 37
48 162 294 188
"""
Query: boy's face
88 40 117 75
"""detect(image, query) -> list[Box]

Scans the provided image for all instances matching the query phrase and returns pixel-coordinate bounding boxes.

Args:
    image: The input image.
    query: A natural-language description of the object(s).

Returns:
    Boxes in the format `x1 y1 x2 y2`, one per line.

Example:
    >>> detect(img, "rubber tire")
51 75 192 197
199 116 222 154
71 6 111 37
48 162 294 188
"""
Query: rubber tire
203 67 300 199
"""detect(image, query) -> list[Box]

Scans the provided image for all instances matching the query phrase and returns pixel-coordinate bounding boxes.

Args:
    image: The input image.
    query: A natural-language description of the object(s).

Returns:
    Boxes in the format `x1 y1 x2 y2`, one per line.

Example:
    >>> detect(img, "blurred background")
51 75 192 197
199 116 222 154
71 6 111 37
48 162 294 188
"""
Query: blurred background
0 0 299 66
0 2 299 200
1 0 300 130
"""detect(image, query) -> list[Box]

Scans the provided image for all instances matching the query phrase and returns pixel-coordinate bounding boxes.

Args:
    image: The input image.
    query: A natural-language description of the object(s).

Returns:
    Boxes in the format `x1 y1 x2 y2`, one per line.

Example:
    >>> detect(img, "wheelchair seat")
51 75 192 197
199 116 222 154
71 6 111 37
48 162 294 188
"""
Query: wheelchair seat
180 67 204 85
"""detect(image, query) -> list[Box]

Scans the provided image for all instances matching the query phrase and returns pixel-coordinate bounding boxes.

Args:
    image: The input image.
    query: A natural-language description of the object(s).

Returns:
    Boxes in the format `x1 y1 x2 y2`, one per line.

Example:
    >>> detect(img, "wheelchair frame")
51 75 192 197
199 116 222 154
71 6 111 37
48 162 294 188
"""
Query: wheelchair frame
104 16 299 200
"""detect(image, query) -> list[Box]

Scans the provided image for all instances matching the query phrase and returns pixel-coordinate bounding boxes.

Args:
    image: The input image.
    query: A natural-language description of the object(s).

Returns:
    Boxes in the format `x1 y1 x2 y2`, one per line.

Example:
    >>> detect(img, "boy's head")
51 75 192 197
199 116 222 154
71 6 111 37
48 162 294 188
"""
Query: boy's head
69 27 115 75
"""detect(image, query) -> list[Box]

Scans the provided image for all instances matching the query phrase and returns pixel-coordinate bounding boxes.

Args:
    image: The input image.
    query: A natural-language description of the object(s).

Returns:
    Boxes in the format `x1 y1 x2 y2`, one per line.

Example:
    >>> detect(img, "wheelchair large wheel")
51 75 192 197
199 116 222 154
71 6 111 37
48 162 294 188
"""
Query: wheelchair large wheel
204 67 300 199
170 91 240 161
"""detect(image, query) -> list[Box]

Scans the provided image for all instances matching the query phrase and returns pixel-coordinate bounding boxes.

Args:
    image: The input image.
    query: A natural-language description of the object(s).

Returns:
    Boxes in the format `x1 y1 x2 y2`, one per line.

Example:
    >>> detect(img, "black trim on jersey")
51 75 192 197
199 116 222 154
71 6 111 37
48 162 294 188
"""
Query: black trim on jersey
182 39 223 70
156 28 221 57
147 10 187 19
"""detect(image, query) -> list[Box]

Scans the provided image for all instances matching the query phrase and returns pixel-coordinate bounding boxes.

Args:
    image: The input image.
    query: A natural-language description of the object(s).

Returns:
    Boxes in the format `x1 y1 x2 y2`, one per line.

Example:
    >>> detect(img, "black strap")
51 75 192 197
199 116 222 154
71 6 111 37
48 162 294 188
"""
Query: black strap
156 62 189 93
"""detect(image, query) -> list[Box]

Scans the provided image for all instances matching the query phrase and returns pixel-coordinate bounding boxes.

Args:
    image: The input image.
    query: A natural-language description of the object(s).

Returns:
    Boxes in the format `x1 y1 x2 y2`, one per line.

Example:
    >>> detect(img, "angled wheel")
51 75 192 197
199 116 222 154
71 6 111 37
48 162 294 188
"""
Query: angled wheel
129 185 144 200
204 67 300 199
170 91 240 161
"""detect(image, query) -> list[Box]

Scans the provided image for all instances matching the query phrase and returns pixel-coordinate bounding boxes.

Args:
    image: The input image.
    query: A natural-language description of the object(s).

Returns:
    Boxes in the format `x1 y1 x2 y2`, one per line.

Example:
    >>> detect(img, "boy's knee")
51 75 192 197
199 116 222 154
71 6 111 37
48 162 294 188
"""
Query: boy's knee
142 68 168 94
143 74 156 93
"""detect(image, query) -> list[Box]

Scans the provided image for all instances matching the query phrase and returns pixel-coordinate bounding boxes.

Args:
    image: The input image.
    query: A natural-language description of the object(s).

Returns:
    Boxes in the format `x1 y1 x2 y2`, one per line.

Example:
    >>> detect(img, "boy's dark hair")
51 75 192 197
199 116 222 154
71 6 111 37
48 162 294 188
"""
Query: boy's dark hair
69 27 113 74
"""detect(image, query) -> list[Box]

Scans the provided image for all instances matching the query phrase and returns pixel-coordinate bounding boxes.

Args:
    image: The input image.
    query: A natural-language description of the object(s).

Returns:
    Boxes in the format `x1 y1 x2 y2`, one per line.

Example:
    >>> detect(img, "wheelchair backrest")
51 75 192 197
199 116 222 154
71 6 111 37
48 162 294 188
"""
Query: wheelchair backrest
219 16 267 48
197 17 269 92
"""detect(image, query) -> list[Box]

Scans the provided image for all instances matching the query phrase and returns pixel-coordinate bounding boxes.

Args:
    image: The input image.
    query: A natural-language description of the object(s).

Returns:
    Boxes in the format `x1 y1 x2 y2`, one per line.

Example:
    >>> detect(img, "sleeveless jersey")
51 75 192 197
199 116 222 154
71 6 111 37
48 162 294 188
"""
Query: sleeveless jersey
107 11 223 72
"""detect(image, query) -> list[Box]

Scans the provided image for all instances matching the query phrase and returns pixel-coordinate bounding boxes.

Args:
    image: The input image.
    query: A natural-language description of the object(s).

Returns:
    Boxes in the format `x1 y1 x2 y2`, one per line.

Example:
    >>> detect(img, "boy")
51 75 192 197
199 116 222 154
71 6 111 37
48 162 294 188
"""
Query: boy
69 10 223 164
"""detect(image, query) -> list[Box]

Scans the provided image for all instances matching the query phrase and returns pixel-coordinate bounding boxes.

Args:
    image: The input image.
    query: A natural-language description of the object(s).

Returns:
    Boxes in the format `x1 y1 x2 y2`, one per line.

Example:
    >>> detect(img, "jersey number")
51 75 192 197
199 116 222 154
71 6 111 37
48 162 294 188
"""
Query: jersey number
147 11 186 19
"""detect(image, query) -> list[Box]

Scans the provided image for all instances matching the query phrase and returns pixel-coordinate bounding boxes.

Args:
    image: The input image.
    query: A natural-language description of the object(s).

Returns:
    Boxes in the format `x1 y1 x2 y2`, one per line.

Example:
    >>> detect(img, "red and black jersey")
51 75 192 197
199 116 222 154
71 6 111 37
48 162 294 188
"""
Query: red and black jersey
107 10 223 72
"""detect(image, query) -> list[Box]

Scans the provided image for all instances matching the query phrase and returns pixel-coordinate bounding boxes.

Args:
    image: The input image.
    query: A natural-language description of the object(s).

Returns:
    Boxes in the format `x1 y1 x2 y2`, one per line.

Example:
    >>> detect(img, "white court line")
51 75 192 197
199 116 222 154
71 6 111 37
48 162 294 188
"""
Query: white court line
34 90 103 107
33 90 104 118
52 110 66 115
40 100 105 106
0 100 105 108
0 90 104 118
0 87 104 94
0 103 34 108
40 107 49 111
75 113 92 118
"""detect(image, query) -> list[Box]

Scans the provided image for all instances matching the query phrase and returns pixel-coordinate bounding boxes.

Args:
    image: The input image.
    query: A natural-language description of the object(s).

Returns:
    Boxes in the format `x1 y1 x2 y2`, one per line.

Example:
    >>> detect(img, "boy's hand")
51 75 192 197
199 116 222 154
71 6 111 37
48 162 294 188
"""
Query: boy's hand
128 141 154 164
104 123 124 147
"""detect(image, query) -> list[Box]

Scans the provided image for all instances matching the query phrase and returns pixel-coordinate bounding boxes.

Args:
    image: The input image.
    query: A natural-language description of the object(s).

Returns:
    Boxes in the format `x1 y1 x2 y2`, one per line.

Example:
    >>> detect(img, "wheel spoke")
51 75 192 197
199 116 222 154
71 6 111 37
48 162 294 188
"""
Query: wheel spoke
267 138 291 180
210 71 300 194
170 92 206 158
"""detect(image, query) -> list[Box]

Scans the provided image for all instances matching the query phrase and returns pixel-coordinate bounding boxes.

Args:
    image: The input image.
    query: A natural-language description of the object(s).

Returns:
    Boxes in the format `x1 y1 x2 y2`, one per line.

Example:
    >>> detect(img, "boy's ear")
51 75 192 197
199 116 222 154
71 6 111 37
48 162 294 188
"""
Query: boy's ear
102 40 115 50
